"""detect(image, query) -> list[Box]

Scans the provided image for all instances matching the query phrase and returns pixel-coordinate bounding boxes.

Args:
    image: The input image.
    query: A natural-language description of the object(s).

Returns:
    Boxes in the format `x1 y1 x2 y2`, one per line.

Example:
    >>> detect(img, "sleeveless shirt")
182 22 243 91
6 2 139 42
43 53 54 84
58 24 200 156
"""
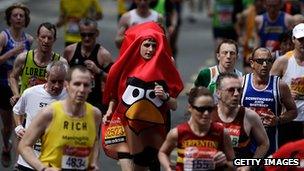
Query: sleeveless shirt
212 106 252 158
20 50 60 93
176 122 224 171
282 55 304 121
69 42 102 108
129 9 159 26
39 101 96 170
258 11 288 52
241 73 281 154
0 29 31 86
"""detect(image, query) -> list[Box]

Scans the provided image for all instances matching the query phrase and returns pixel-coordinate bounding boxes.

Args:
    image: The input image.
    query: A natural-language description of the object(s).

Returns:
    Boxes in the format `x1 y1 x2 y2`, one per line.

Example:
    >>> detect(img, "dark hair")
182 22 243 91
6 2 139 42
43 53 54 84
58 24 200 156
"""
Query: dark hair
188 87 213 106
37 22 57 39
66 65 90 82
5 3 30 27
216 73 239 90
216 39 239 54
250 47 271 60
79 18 98 28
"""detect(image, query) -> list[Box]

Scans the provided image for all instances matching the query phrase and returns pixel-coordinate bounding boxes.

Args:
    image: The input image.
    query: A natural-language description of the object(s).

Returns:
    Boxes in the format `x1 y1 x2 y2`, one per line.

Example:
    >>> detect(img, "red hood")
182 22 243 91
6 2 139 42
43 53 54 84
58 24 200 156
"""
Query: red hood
103 22 183 104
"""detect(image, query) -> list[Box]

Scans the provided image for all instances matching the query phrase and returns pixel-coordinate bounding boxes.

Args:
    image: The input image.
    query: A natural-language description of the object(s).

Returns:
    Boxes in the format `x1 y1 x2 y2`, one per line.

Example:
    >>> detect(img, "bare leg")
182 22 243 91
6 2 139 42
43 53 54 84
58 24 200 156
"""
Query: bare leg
0 109 13 167
119 158 134 171
0 109 12 148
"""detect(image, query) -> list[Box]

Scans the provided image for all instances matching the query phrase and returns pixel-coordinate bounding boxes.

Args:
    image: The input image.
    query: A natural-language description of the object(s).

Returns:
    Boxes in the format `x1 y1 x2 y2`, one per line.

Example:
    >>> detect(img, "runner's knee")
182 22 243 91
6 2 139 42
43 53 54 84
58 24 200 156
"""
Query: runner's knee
133 147 158 167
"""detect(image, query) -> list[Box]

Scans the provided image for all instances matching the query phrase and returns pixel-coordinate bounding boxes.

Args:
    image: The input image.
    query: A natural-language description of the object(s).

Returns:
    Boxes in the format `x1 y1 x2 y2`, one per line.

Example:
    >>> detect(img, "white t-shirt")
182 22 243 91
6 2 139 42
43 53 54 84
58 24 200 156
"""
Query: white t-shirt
13 84 67 168
282 56 304 121
129 9 159 26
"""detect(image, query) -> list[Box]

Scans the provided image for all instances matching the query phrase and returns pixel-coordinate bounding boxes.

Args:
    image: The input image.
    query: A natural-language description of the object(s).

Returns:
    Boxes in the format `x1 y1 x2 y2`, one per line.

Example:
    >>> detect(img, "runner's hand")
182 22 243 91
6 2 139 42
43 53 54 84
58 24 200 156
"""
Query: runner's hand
15 125 25 139
10 95 20 106
213 151 227 167
260 112 276 126
103 109 113 124
154 82 168 101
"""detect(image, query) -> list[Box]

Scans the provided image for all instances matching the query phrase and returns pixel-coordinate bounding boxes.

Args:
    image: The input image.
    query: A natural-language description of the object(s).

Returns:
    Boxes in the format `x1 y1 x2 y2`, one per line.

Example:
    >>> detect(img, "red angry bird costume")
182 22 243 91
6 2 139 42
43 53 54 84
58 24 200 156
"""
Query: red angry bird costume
102 22 184 159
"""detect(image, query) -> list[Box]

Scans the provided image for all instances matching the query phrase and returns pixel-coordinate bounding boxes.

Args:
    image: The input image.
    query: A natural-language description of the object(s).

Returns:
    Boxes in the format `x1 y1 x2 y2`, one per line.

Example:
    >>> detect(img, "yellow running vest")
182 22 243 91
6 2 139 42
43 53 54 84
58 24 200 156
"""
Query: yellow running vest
60 0 102 43
39 101 96 170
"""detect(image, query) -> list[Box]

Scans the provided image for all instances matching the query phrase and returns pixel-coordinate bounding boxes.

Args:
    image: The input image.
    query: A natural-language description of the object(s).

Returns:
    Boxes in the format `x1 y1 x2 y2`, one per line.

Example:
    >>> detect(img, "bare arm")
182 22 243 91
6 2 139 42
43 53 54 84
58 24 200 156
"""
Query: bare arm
9 52 27 97
92 0 103 20
245 109 269 158
12 94 27 138
254 15 263 48
115 13 130 48
167 7 178 36
89 107 102 170
154 84 178 110
56 0 66 28
103 100 116 124
270 56 288 77
285 13 294 30
26 33 34 47
63 44 77 62
278 80 297 123
235 9 247 39
222 130 234 168
158 128 178 171
96 47 113 82
98 47 113 68
166 97 177 111
18 106 54 171
0 32 26 65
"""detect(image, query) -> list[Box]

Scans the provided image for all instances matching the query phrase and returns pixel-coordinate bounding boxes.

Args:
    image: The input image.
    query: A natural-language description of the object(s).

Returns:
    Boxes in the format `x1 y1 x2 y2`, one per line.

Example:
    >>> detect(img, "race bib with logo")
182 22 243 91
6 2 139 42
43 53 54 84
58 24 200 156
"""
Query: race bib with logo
217 5 233 26
104 118 126 145
226 125 241 148
291 77 304 100
183 147 216 171
61 146 90 170
33 138 42 152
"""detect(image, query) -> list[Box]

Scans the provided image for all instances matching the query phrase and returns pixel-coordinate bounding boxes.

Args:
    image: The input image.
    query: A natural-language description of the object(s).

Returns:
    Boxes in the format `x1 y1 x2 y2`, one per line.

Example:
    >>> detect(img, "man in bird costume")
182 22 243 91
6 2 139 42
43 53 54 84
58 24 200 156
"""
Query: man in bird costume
102 22 183 171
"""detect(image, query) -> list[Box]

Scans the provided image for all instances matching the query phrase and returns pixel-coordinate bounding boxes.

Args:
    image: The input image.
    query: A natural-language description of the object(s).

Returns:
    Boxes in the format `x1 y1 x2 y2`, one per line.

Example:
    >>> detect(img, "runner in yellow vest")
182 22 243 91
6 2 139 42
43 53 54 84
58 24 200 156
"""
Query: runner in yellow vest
56 0 103 46
18 66 102 170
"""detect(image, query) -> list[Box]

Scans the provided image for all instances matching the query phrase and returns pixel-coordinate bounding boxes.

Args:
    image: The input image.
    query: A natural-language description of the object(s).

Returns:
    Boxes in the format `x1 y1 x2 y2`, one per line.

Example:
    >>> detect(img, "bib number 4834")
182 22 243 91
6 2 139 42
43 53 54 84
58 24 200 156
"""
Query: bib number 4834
62 155 88 170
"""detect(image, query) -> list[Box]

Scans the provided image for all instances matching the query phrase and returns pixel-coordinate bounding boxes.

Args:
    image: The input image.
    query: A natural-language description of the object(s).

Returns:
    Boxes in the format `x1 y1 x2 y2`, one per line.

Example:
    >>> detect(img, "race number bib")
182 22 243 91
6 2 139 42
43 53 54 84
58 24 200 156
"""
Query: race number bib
104 120 126 145
252 107 275 126
217 5 233 26
61 146 90 170
66 21 80 35
183 147 216 171
62 155 88 170
291 77 304 100
226 125 241 147
184 158 215 171
33 138 42 152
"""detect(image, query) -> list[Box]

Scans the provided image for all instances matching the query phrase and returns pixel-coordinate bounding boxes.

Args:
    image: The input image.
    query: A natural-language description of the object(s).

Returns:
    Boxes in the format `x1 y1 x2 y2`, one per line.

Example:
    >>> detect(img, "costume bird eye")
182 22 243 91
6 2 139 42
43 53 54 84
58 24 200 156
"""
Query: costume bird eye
146 89 163 107
122 85 145 105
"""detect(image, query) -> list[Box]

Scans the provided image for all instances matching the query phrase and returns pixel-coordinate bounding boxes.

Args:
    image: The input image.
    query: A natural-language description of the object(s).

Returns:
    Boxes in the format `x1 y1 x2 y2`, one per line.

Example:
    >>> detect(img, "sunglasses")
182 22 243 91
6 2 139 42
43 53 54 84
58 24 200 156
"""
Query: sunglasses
223 87 242 94
80 32 95 38
253 58 274 65
191 105 214 113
